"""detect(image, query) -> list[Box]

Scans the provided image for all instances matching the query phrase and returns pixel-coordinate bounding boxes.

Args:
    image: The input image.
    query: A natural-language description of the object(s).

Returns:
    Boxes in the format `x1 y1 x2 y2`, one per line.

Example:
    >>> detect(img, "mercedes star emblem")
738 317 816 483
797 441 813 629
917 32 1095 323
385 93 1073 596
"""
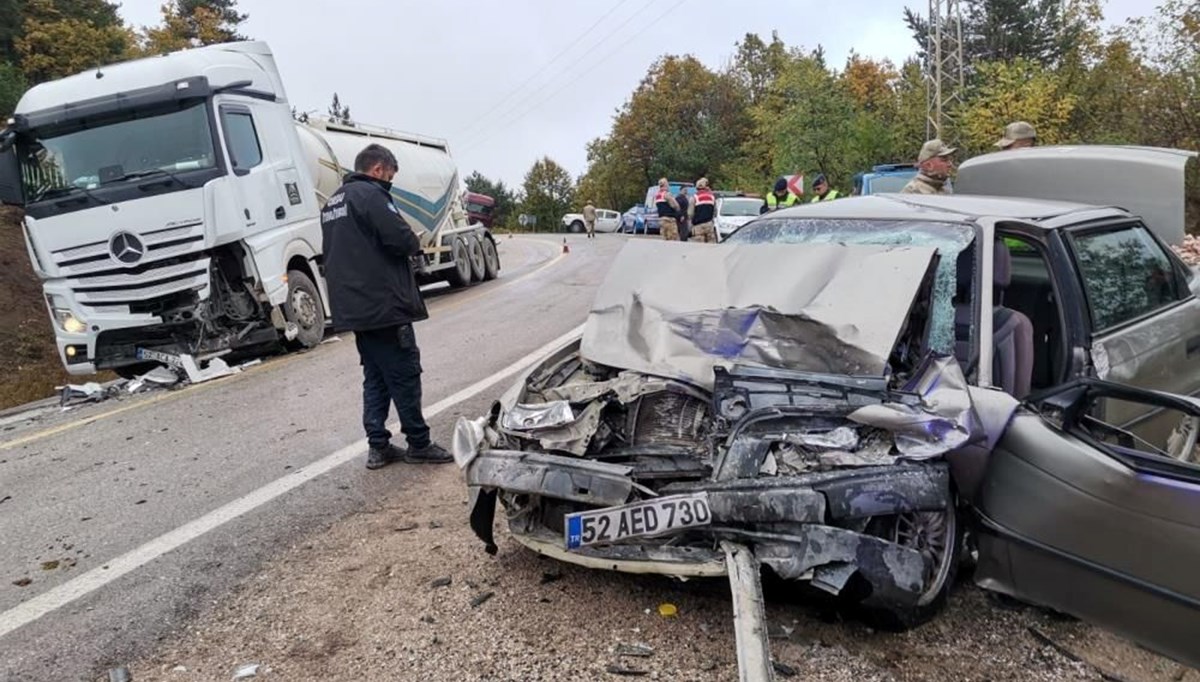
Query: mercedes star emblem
109 231 145 265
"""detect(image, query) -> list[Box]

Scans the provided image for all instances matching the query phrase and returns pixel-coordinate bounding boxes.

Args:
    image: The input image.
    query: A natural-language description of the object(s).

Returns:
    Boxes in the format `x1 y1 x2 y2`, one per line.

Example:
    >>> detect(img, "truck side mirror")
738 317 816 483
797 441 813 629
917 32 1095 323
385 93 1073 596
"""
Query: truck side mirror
0 142 24 207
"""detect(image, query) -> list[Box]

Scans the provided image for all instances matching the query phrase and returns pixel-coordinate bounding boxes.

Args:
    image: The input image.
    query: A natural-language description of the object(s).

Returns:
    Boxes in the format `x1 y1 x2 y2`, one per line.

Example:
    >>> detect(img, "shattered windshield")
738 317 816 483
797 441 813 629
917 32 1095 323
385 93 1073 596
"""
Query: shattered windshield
17 101 216 202
726 219 976 355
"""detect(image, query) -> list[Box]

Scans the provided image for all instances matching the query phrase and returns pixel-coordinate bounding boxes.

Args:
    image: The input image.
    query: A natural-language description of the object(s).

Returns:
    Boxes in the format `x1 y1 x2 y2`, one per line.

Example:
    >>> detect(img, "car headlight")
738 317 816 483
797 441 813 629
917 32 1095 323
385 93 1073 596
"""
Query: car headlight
46 295 87 334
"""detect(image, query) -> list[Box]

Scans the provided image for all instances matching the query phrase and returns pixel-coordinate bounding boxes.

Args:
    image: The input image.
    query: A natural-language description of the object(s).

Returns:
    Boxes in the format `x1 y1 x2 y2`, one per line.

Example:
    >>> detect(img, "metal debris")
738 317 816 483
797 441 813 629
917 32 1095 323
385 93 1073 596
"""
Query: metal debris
430 576 452 588
604 664 649 677
108 667 132 682
232 663 261 679
470 591 495 608
615 643 655 658
772 660 798 677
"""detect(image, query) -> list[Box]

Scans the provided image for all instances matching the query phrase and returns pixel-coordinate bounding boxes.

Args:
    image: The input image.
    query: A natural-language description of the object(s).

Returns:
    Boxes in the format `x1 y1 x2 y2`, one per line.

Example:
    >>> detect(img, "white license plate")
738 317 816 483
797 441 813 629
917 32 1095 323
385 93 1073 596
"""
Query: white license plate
136 347 182 367
564 492 711 550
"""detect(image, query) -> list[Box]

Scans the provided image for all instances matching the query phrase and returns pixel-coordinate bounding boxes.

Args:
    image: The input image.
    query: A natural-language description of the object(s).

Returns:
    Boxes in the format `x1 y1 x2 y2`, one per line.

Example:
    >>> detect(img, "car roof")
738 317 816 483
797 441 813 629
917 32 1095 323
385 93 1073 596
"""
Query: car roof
767 193 1131 230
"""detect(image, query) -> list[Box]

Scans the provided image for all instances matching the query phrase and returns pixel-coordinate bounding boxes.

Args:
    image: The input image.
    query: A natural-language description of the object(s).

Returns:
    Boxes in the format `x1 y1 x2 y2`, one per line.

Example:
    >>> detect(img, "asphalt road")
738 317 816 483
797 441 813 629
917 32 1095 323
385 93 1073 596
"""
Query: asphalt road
0 233 617 681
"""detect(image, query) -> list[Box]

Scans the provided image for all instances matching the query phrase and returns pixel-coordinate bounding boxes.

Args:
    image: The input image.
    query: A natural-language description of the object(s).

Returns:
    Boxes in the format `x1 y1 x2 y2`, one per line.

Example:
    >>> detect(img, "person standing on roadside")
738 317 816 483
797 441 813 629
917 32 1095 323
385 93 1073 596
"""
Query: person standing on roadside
900 139 957 195
995 121 1037 150
688 178 717 243
321 143 453 470
583 200 597 239
654 177 681 241
675 186 691 242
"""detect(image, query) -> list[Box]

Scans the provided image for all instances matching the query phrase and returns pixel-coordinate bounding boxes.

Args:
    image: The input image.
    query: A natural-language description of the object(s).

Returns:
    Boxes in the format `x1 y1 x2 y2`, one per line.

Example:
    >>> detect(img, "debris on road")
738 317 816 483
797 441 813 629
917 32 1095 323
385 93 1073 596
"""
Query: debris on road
107 667 132 682
615 643 654 658
603 664 648 677
772 660 798 677
539 571 563 585
126 367 180 393
320 336 342 345
656 603 677 618
469 591 495 608
232 662 261 679
430 576 452 588
12 577 31 587
40 560 59 570
59 380 125 407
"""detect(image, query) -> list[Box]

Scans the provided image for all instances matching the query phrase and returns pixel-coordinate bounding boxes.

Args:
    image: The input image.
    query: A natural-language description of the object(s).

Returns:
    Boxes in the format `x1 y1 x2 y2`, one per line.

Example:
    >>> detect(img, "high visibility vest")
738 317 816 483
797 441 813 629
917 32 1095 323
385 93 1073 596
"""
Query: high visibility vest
765 192 799 209
654 188 678 218
810 189 841 203
692 189 715 224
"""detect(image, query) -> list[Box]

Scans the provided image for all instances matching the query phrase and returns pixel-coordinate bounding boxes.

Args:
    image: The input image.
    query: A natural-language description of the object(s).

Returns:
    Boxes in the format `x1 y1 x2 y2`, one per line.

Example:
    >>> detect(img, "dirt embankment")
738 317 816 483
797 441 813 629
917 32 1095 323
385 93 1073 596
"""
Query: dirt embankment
0 207 78 410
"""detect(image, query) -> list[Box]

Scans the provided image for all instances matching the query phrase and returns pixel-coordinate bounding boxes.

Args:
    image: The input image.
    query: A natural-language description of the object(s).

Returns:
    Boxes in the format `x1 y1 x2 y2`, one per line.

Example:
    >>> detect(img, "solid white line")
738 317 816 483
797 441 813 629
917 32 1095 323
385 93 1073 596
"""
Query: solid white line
0 322 586 640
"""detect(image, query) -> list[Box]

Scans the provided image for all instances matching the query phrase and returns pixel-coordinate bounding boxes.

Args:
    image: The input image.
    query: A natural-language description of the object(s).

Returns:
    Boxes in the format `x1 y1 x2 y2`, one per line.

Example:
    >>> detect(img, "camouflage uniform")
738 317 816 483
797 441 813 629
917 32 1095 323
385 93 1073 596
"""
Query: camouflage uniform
690 222 716 243
660 217 679 241
900 173 950 195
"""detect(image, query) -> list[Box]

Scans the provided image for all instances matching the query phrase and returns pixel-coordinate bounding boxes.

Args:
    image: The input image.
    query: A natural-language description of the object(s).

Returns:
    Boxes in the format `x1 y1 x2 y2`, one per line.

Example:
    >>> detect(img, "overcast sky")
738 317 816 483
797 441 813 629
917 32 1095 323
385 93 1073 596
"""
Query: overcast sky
116 0 1153 191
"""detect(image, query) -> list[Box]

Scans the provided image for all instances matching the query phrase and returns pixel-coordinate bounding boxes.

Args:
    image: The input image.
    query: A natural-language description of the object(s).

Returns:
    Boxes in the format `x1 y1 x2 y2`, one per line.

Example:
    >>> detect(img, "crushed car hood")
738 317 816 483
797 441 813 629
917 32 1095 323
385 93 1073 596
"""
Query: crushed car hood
581 241 938 389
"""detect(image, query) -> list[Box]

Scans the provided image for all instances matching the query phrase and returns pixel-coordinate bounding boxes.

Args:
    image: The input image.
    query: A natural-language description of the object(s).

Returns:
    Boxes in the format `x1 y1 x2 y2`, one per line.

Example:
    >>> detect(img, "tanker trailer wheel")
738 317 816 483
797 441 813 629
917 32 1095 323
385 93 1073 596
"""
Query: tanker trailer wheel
481 236 500 280
284 269 326 349
446 237 473 288
467 234 487 282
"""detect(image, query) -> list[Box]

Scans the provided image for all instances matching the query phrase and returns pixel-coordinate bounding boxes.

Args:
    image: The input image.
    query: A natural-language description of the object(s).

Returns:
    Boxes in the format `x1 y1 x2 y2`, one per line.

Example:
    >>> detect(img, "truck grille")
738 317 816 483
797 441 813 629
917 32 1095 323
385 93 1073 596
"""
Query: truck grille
51 222 210 314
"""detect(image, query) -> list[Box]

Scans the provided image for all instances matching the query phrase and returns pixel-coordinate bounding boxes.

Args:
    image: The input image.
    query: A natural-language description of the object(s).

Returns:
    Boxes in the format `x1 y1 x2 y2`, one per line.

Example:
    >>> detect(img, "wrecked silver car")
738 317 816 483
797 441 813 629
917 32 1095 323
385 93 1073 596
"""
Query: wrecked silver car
458 198 1200 677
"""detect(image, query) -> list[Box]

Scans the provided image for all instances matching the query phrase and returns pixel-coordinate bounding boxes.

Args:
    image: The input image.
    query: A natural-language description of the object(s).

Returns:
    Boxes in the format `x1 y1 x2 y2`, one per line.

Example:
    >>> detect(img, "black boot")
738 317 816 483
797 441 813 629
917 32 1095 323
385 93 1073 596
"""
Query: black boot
404 442 453 464
366 443 406 470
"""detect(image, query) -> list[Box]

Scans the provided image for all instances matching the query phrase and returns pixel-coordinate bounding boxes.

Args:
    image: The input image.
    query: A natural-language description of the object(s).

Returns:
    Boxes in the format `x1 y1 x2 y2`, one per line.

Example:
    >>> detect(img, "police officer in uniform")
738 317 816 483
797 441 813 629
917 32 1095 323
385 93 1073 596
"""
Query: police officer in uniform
321 143 453 470
762 177 800 213
688 178 717 243
810 173 840 202
654 177 681 241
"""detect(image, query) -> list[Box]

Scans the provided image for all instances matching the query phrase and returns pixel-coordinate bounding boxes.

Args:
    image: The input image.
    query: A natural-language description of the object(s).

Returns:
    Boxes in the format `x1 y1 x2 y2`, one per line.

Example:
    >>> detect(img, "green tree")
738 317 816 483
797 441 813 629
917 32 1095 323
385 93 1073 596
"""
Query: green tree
904 0 1089 68
175 0 246 41
0 62 26 116
327 92 352 125
140 1 244 53
16 0 133 83
729 32 790 104
464 171 517 227
519 157 573 232
956 58 1077 155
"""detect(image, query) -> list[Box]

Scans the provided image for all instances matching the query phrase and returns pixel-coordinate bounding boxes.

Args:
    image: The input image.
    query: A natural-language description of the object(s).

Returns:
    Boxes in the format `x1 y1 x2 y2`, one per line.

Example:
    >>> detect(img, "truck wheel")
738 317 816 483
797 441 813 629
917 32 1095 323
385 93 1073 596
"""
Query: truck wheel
446 237 473 288
467 235 486 282
570 221 584 233
284 269 326 349
481 237 500 280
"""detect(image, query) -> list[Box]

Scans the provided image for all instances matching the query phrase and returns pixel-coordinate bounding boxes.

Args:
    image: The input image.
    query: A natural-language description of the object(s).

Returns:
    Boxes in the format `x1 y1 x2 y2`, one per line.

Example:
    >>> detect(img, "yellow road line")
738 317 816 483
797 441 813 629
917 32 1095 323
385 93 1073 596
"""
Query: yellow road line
0 237 566 451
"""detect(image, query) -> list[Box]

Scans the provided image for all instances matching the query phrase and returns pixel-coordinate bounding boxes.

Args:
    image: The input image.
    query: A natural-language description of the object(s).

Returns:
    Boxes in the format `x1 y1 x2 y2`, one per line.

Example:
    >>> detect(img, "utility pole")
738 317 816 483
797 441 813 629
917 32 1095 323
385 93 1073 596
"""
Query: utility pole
926 0 966 141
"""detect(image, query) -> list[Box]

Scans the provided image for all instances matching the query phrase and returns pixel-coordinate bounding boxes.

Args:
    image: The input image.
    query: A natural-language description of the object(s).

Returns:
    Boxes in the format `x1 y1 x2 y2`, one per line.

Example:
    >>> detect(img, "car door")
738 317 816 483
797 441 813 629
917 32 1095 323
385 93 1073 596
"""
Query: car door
1063 221 1200 445
598 210 618 232
973 380 1200 668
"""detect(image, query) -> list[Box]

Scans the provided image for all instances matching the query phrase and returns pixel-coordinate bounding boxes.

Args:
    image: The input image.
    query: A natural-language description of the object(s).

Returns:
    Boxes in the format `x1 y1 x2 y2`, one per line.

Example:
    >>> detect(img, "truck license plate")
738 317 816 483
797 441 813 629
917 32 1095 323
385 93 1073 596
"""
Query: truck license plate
564 493 711 550
135 347 182 367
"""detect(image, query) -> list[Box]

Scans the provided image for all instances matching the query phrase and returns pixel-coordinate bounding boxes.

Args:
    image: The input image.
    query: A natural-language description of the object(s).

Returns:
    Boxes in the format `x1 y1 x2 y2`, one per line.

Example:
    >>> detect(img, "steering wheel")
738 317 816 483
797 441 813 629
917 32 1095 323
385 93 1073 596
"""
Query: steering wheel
1166 414 1200 463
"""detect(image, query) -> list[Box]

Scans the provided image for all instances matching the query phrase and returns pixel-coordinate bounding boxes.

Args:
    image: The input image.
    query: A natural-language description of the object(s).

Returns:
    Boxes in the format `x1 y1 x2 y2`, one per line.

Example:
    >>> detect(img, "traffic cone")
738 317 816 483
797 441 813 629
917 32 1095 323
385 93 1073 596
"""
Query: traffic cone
562 238 570 254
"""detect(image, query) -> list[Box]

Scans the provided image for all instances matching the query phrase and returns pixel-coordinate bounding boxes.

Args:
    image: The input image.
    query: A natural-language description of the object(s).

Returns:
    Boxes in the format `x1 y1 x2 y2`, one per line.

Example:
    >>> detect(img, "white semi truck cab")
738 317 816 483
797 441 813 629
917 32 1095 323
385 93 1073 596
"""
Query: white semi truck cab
0 41 498 376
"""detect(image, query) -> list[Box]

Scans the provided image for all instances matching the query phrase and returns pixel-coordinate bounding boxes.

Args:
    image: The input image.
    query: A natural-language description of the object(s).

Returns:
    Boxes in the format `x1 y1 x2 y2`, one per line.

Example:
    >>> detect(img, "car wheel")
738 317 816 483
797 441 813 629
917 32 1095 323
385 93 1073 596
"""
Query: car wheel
569 221 584 233
859 501 962 631
467 234 486 282
284 269 326 349
446 237 473 288
481 236 500 280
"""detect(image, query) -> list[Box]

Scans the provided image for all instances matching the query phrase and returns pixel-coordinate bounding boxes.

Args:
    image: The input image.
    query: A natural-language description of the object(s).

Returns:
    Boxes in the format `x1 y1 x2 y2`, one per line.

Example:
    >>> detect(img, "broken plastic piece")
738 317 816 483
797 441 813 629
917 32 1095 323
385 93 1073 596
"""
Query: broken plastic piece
320 335 342 344
232 663 260 679
501 401 575 431
722 541 776 682
107 667 132 682
615 643 655 657
180 355 238 384
657 603 678 617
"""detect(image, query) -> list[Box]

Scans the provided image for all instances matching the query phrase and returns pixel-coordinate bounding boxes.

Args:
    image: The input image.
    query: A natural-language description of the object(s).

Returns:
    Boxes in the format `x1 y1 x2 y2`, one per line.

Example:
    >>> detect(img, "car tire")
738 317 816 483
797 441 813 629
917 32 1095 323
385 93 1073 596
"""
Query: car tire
467 234 486 282
283 269 326 349
569 221 584 233
858 501 963 631
481 236 500 280
446 237 473 288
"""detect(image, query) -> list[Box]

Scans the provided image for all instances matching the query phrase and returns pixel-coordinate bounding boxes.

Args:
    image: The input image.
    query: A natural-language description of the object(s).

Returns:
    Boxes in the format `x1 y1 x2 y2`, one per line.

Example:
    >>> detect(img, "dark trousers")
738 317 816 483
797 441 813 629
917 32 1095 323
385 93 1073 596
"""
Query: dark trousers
354 324 431 450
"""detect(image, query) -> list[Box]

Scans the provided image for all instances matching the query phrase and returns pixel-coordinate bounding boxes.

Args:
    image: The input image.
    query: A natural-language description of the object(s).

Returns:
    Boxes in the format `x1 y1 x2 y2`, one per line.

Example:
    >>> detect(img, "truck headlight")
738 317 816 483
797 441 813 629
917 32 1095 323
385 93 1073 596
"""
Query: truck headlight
46 295 87 334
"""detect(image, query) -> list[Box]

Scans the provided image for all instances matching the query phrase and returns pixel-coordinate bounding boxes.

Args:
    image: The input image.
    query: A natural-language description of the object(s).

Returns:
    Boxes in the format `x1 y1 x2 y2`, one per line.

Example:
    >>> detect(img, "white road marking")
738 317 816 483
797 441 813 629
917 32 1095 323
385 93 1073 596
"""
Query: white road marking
0 323 586 640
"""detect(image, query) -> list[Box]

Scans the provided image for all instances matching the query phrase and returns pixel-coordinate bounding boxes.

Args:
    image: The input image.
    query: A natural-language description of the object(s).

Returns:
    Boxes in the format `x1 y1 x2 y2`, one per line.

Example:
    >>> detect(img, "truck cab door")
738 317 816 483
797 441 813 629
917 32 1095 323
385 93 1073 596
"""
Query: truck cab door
216 101 303 235
974 380 1200 669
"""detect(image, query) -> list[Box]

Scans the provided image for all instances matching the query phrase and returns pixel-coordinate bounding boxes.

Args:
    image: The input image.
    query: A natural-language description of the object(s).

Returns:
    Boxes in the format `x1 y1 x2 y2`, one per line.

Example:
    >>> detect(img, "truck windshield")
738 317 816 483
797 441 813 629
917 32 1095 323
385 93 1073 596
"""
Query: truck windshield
18 101 217 203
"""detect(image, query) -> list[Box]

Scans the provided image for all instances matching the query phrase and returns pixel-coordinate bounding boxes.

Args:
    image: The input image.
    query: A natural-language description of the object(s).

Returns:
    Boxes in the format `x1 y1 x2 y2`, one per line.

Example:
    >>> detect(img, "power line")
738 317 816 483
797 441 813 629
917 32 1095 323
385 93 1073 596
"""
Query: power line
457 0 688 156
452 0 636 141
455 0 663 150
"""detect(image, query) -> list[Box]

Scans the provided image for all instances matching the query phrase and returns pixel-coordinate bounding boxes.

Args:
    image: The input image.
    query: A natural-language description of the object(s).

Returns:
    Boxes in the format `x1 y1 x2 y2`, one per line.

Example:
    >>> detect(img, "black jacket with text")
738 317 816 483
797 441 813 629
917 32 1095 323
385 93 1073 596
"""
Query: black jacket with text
320 173 428 331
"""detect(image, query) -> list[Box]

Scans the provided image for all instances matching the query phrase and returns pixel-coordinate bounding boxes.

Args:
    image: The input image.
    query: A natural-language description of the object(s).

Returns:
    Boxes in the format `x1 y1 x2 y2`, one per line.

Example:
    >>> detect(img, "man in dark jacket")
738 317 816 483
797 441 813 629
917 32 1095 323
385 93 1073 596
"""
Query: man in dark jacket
675 188 691 241
321 143 452 469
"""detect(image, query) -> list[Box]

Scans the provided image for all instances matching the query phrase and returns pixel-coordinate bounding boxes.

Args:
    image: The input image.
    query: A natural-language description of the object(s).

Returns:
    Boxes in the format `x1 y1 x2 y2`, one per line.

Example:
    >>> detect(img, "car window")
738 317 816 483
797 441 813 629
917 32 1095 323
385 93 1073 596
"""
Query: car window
1076 395 1200 477
1070 225 1184 332
220 108 263 172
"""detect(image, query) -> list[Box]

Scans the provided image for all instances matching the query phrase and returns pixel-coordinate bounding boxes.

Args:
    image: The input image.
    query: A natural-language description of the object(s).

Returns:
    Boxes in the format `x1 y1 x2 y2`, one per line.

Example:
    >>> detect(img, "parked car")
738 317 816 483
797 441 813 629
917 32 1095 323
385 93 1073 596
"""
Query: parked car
562 208 621 233
620 205 660 234
714 196 765 240
858 163 954 194
455 146 1200 678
